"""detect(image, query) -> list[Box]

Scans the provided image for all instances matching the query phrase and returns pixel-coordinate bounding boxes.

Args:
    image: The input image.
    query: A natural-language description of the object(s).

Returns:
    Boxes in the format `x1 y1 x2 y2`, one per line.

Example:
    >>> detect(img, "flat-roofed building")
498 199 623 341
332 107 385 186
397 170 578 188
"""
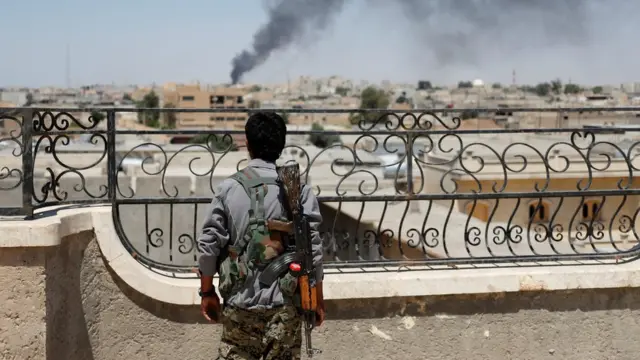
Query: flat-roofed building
163 84 248 130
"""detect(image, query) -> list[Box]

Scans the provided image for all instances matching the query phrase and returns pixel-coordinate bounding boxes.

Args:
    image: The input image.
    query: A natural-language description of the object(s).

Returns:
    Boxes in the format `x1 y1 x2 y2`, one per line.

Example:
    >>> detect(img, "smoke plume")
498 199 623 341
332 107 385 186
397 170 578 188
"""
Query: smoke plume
230 0 346 84
230 0 592 83
395 0 590 67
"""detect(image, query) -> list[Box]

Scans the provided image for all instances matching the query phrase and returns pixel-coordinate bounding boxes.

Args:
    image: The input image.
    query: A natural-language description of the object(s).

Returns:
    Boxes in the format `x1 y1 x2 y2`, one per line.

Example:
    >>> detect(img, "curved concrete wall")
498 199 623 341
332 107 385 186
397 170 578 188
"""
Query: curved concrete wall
3 207 640 359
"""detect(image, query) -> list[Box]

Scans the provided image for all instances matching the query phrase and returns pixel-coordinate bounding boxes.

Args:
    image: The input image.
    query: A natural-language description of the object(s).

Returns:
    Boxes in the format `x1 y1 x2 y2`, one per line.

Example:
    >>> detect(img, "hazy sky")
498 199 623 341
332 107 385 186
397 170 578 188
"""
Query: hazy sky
3 0 639 88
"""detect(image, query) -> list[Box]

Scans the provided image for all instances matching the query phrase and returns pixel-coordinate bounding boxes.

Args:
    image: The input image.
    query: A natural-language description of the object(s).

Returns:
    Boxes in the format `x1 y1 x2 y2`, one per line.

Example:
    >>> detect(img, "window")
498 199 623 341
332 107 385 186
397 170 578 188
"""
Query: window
464 202 490 222
210 116 224 121
237 96 244 104
582 200 601 221
528 201 550 222
182 95 195 101
210 96 224 104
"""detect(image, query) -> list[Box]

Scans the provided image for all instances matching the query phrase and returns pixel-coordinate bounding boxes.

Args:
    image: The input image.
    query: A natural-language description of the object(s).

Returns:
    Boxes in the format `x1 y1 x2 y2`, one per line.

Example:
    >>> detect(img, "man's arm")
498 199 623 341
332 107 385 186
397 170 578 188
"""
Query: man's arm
197 183 231 292
301 184 324 284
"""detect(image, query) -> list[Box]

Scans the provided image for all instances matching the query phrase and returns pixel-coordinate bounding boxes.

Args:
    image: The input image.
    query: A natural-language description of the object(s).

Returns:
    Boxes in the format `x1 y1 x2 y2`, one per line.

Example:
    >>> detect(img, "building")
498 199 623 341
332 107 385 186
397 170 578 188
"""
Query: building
0 90 29 106
0 101 21 139
162 84 248 130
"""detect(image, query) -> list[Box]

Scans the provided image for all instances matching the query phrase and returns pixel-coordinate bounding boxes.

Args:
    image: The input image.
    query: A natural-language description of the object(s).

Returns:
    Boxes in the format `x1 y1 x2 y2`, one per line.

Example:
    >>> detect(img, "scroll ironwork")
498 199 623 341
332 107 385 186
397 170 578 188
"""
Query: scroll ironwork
1 106 640 276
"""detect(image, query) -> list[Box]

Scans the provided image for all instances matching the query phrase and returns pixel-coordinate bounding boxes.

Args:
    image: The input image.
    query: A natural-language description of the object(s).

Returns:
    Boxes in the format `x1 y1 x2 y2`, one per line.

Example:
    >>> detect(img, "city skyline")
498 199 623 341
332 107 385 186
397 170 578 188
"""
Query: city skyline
3 0 640 88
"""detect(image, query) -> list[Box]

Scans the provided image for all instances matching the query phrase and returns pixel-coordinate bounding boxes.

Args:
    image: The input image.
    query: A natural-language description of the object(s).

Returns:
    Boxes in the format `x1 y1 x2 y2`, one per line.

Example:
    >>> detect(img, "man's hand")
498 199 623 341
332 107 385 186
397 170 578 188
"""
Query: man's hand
315 280 325 326
315 301 326 326
201 293 221 323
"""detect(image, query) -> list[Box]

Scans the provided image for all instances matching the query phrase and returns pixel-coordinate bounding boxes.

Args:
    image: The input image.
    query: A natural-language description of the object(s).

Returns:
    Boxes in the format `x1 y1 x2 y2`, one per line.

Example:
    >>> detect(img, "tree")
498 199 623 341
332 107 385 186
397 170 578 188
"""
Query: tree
250 85 262 92
190 134 237 151
136 91 160 127
123 93 133 101
551 79 563 95
90 110 105 123
534 83 551 97
458 81 473 89
564 84 582 95
395 91 409 104
248 99 261 109
460 110 479 120
308 123 341 148
25 92 34 106
349 86 390 125
492 83 502 89
334 86 349 96
162 103 177 129
279 112 290 124
592 86 603 94
417 81 433 90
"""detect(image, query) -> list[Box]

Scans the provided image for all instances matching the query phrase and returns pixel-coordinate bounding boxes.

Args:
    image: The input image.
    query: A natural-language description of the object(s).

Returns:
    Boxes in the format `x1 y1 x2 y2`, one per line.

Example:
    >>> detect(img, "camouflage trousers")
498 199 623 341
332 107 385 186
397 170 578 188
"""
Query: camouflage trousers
216 304 302 360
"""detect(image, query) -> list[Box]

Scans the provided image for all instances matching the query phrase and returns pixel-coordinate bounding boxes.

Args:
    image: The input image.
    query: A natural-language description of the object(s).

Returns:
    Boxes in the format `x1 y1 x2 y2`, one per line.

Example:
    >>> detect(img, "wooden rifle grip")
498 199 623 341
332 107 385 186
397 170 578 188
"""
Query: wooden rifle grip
299 275 317 312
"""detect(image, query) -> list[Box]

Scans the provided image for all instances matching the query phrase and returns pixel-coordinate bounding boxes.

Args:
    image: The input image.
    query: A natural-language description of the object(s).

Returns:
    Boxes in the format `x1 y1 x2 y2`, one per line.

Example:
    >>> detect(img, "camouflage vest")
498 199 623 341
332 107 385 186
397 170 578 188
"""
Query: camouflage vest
217 167 289 300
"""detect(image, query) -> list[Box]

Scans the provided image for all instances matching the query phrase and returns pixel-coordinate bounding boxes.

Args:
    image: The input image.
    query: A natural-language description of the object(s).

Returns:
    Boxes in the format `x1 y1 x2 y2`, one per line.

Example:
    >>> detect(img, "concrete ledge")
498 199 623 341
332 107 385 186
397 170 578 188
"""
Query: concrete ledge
4 205 640 306
0 206 95 247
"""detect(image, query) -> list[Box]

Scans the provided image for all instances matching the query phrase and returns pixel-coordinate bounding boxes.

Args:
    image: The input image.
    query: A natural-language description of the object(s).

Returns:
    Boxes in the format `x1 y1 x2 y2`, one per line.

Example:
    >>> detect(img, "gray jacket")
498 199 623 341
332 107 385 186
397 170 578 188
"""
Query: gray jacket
197 158 324 310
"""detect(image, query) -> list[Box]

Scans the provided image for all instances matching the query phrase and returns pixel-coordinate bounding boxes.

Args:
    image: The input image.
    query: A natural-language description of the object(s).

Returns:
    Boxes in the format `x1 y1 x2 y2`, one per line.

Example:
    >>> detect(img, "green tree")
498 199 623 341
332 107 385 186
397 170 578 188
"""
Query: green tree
25 92 34 106
334 86 349 96
248 99 261 109
460 110 479 120
492 83 502 89
308 123 341 148
190 134 237 151
534 83 551 97
458 81 473 89
162 103 177 129
250 85 262 92
349 86 390 125
551 79 563 95
123 93 133 101
90 110 105 123
279 112 290 124
564 84 582 95
592 86 603 94
395 91 409 104
417 81 432 90
136 91 160 127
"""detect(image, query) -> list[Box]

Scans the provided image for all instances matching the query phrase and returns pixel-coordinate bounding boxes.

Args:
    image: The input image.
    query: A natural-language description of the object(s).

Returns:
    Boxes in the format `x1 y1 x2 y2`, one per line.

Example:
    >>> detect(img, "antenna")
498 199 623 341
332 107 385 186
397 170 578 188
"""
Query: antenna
65 44 71 88
512 69 516 86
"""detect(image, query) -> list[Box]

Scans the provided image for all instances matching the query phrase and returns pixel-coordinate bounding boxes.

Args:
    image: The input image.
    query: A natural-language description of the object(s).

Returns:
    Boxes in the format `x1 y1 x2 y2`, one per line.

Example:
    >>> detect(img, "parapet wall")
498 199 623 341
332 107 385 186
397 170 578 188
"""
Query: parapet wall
3 206 640 359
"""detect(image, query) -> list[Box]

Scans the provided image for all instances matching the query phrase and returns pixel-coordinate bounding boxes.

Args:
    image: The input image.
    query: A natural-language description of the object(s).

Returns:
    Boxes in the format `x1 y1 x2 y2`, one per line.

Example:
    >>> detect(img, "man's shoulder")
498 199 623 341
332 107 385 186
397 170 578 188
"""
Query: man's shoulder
216 168 271 195
214 175 242 198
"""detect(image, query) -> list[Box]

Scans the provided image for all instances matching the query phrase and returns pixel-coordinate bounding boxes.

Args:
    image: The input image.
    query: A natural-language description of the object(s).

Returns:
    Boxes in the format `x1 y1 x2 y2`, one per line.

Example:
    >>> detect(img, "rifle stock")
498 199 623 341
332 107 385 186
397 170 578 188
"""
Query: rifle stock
276 163 321 357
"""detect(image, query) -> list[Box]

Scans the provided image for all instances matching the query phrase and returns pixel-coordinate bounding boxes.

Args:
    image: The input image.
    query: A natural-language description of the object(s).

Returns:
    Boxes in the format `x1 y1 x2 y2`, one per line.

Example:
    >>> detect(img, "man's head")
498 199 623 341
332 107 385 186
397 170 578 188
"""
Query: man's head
245 112 287 162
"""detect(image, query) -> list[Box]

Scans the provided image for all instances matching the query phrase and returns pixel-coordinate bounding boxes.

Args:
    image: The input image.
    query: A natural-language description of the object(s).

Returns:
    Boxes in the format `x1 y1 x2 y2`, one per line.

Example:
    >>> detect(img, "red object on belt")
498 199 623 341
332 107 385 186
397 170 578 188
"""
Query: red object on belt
289 263 302 272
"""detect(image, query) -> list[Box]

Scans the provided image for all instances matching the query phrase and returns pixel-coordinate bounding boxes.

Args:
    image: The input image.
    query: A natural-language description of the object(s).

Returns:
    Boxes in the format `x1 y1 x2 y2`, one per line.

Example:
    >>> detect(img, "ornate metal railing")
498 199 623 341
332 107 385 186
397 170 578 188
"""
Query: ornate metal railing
3 106 640 276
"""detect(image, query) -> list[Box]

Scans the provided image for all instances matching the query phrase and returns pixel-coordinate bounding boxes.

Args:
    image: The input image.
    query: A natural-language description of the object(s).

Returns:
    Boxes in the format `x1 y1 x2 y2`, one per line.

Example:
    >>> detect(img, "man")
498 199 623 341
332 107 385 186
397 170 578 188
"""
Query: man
197 112 325 360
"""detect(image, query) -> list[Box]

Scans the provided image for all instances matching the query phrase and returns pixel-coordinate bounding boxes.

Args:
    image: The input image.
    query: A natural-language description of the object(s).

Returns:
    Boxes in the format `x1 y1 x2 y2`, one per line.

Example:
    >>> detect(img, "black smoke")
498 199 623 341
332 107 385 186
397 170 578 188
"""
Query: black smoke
230 0 593 84
394 0 591 66
230 0 346 84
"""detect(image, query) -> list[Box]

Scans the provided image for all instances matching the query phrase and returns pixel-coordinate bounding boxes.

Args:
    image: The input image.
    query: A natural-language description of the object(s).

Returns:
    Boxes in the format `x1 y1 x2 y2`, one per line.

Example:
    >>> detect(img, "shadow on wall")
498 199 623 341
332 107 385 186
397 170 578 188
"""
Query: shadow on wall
45 231 95 360
318 203 439 263
6 230 640 359
42 232 220 359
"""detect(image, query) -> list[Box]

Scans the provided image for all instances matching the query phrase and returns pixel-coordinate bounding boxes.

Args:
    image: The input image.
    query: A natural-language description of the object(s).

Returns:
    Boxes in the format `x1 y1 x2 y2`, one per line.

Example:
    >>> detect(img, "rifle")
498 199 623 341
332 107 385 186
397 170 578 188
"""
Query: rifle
258 163 321 357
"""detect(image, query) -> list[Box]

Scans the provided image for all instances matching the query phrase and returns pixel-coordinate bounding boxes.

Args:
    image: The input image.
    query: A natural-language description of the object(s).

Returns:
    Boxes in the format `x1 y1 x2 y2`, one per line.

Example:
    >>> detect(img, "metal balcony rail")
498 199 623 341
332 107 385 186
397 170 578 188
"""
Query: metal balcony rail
2 106 640 276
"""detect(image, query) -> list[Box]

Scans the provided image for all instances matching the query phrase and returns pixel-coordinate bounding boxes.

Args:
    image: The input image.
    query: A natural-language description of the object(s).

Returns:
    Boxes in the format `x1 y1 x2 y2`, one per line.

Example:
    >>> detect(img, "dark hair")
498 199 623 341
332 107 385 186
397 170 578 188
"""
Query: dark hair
245 112 287 162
